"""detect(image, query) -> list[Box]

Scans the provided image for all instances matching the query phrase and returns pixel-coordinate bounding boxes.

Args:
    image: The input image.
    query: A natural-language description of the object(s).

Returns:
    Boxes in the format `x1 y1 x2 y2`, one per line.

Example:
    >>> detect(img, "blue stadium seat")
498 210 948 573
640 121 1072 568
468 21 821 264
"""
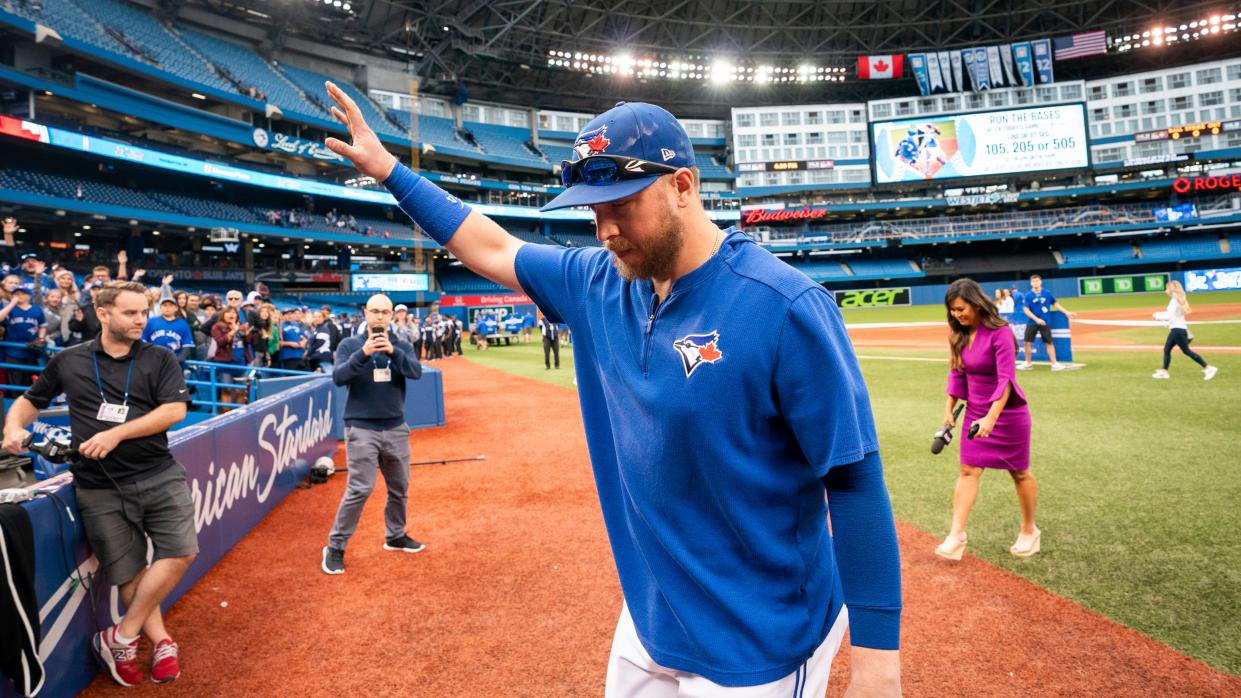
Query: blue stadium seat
388 111 482 155
1057 243 1138 268
6 0 137 64
176 26 327 120
787 260 850 282
694 154 734 180
279 65 406 140
438 268 509 293
463 122 546 167
846 258 924 279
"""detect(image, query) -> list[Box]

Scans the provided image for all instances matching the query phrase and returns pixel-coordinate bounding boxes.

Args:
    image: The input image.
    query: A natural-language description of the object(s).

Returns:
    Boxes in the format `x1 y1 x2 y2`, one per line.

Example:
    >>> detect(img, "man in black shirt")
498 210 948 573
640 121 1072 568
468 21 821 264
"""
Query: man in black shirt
2 281 196 687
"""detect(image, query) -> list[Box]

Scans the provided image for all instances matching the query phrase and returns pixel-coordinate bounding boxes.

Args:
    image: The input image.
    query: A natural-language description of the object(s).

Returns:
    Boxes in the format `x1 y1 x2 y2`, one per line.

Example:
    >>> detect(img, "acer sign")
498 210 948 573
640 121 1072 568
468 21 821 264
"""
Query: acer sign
742 207 829 226
1172 175 1241 194
833 287 911 308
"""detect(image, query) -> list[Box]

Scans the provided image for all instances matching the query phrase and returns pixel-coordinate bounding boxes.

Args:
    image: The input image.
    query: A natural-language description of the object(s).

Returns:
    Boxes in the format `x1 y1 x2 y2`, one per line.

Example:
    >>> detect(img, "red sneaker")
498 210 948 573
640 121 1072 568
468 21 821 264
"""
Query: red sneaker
92 627 144 687
151 638 181 684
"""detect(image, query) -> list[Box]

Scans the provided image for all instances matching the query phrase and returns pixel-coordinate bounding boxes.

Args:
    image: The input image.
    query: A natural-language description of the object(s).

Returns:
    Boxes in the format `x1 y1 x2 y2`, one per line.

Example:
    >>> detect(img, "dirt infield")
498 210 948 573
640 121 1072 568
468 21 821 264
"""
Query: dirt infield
83 359 1241 697
847 303 1241 351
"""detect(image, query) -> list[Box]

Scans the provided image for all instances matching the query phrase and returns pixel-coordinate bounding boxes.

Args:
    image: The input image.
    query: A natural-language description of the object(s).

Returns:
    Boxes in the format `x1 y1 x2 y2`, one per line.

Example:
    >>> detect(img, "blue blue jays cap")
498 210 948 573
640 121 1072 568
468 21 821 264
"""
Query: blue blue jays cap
541 101 695 212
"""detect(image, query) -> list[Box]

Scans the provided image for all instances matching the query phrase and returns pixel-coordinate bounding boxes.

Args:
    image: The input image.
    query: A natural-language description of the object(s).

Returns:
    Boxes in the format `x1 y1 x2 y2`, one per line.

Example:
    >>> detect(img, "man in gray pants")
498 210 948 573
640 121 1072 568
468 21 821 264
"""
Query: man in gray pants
322 293 424 575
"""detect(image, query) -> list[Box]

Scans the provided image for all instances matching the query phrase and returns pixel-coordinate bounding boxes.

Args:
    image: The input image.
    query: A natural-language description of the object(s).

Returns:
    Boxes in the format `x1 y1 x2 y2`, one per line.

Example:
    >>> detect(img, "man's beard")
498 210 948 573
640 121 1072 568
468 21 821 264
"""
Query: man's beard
106 323 136 343
605 208 683 281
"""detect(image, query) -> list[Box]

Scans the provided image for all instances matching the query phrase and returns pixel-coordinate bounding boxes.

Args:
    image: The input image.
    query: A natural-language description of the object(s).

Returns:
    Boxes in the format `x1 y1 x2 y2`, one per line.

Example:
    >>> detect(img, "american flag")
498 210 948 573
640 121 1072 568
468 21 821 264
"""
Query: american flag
1053 30 1108 60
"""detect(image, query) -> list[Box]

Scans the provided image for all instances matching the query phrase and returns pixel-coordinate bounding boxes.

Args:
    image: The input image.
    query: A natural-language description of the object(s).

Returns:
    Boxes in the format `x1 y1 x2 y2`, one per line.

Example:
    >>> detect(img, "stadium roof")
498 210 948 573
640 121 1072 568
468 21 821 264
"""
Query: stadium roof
190 0 1241 117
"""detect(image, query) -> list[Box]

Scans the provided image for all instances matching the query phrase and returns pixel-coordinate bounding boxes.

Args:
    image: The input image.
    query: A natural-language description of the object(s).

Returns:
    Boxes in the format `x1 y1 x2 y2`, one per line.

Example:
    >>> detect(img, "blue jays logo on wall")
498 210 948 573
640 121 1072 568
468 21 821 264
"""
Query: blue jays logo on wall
672 331 723 377
573 125 610 160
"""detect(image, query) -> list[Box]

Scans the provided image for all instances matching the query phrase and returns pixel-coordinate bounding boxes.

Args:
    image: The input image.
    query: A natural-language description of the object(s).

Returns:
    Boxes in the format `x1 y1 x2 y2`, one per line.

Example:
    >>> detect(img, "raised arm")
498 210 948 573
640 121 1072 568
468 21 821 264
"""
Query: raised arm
322 82 524 291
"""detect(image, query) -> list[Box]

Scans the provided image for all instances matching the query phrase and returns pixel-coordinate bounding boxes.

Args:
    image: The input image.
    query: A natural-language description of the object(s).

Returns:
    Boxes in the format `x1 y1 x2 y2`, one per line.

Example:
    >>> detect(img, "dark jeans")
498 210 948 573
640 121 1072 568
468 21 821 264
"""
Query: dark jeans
1163 328 1207 370
543 335 560 369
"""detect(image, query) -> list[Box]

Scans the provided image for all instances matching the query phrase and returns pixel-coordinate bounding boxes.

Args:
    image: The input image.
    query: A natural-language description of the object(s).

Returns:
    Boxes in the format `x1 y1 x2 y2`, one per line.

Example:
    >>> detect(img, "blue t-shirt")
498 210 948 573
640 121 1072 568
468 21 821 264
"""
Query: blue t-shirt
231 330 246 364
3 305 46 360
515 230 898 685
1023 288 1057 322
141 316 194 354
277 322 304 361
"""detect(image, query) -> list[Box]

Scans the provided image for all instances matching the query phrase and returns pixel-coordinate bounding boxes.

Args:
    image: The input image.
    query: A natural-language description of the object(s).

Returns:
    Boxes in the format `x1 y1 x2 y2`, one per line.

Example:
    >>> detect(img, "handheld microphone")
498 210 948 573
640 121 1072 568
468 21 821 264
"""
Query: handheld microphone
932 403 965 455
968 422 980 440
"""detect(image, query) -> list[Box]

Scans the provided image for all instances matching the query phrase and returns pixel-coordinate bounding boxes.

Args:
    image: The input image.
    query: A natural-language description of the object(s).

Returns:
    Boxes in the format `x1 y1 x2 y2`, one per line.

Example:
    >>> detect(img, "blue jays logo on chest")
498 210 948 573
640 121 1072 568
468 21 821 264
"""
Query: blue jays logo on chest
672 331 723 378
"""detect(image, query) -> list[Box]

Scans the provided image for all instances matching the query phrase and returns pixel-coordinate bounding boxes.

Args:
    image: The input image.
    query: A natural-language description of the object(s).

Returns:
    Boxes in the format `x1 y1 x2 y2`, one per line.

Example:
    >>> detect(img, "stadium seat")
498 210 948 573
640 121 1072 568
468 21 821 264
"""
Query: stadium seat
176 26 328 120
279 65 406 140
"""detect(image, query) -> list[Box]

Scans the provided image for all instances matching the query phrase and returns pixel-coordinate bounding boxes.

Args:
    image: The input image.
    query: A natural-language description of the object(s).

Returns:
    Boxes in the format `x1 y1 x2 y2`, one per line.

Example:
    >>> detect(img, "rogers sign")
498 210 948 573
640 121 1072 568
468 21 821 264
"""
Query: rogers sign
742 208 829 225
1172 174 1241 194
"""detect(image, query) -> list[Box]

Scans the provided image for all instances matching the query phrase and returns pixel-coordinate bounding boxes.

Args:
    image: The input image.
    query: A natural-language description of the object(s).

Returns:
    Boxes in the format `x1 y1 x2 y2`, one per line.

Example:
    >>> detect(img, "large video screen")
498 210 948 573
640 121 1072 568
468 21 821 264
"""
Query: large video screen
350 273 430 293
871 104 1089 184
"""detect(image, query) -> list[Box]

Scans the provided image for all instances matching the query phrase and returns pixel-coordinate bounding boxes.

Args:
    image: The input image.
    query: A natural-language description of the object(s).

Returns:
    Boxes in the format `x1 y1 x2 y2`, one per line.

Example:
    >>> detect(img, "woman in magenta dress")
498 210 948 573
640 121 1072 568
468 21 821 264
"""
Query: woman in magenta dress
935 279 1040 560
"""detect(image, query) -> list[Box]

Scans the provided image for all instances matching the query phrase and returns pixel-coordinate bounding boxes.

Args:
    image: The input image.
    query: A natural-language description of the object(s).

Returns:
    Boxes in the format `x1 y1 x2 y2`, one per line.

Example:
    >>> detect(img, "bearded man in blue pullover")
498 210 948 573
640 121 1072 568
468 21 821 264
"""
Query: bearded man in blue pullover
321 293 424 575
324 84 902 696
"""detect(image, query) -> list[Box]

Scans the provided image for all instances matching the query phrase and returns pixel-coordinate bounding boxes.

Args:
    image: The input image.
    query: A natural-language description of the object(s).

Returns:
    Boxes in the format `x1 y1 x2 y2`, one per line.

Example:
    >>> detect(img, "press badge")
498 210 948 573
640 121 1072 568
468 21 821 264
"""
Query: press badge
373 367 392 382
96 402 130 423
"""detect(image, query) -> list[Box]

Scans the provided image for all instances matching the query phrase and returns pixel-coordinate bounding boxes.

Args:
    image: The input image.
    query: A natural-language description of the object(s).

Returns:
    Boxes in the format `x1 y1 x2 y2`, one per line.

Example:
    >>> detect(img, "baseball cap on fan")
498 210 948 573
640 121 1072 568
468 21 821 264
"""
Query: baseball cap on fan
540 101 695 212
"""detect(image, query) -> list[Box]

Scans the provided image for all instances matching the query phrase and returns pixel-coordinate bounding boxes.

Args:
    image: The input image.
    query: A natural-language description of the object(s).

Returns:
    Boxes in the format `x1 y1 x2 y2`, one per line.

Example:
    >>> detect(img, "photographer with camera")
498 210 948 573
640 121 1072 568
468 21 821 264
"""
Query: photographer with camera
2 281 196 686
321 293 423 575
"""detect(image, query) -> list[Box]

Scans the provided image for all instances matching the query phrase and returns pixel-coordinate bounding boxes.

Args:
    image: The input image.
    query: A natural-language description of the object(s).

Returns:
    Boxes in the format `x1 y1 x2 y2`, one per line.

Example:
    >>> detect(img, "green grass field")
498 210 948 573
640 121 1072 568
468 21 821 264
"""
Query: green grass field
463 292 1241 675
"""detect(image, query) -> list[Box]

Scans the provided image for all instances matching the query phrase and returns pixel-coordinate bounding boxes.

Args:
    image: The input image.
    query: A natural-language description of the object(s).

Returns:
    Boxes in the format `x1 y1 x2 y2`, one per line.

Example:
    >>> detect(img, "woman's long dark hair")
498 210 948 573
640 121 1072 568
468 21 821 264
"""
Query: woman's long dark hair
945 278 1008 370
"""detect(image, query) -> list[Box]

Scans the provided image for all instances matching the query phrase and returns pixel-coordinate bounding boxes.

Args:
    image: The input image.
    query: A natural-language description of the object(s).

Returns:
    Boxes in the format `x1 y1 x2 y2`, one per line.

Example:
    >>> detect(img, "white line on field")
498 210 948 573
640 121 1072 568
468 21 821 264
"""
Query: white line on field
1074 319 1241 327
856 355 949 363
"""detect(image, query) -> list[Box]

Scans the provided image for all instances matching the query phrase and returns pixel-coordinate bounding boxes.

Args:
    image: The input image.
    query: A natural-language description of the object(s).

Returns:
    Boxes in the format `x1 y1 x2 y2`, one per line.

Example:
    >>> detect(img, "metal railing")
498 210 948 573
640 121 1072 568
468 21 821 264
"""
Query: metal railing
0 341 313 414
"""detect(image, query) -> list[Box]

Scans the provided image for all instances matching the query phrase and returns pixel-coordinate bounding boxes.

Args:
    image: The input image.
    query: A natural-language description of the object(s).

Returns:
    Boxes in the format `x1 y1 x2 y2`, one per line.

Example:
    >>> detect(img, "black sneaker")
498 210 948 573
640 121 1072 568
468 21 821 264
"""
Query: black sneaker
383 535 426 553
321 546 345 574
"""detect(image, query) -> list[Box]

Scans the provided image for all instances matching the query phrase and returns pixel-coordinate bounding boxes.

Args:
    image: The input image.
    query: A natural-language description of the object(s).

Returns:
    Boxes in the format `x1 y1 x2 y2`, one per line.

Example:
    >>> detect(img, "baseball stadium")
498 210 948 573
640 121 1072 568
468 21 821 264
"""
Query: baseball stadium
0 0 1239 695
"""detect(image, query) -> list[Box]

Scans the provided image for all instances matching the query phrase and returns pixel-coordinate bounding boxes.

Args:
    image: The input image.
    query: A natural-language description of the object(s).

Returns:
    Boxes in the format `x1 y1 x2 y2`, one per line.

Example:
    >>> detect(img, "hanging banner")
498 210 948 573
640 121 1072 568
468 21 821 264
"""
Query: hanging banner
973 48 991 90
937 51 955 91
1013 42 1035 86
950 51 965 93
1032 39 1054 84
962 49 978 90
926 52 945 92
1000 44 1019 86
986 46 1005 87
909 53 931 96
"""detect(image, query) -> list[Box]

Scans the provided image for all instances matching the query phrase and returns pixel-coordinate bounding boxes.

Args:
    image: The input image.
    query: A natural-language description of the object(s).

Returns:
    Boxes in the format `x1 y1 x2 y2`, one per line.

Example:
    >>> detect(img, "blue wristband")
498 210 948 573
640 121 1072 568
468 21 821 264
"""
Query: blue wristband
383 162 470 245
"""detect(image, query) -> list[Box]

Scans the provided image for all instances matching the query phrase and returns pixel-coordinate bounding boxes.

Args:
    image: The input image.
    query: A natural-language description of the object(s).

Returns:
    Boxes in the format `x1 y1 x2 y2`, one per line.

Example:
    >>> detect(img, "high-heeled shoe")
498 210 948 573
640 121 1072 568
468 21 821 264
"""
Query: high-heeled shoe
1010 527 1041 557
934 533 967 561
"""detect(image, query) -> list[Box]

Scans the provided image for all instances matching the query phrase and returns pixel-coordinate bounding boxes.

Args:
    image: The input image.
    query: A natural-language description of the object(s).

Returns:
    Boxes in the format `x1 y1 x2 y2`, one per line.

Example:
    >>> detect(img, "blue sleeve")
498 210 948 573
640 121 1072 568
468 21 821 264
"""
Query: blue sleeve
514 244 607 326
773 288 879 476
141 323 153 342
823 451 902 650
34 307 45 327
1046 291 1057 306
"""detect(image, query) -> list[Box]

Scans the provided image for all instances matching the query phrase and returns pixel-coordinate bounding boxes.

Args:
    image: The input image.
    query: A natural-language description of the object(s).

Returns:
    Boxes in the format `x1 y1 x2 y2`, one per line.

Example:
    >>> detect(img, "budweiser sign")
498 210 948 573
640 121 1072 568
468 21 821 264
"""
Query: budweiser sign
742 208 829 225
1172 175 1241 194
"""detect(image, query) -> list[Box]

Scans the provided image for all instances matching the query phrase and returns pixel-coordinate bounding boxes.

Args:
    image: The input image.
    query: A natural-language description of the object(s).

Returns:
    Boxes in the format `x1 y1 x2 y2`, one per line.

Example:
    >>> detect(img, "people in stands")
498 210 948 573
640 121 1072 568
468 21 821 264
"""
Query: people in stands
41 288 72 348
17 252 53 304
0 286 46 394
307 309 335 372
210 306 250 407
277 308 308 370
248 303 276 368
143 297 194 364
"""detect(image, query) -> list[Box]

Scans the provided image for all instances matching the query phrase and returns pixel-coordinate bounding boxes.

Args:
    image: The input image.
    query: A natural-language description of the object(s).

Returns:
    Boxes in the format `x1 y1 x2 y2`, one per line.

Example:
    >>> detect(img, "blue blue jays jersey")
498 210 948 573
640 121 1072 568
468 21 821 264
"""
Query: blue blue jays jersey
1023 289 1057 321
515 230 898 686
895 138 919 161
2 305 45 360
141 316 194 353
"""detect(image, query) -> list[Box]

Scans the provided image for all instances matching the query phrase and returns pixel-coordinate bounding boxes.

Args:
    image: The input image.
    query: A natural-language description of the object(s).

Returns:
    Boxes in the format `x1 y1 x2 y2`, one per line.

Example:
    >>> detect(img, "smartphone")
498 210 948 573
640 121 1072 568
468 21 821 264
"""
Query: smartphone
370 325 385 336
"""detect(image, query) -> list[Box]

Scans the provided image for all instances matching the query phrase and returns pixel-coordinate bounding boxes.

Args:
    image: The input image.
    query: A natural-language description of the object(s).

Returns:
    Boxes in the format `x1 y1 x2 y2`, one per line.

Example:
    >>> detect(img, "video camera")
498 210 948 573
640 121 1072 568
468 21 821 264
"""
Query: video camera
23 432 80 465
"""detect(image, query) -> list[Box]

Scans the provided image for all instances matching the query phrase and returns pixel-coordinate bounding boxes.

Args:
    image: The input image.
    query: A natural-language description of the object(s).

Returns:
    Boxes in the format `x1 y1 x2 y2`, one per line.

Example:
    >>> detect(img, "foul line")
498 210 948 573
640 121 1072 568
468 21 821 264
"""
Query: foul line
1074 319 1241 327
856 354 948 363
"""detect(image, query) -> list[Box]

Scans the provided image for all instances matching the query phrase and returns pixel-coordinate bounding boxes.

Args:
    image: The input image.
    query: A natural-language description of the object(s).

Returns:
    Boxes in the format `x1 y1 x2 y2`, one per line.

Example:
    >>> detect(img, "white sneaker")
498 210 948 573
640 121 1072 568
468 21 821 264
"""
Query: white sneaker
1017 361 1034 371
1204 366 1218 381
1152 369 1170 379
1051 363 1066 372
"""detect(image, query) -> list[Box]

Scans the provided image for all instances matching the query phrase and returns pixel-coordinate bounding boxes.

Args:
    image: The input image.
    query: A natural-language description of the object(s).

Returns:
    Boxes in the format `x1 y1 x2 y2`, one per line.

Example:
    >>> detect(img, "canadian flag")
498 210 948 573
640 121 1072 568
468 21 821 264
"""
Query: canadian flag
857 55 904 80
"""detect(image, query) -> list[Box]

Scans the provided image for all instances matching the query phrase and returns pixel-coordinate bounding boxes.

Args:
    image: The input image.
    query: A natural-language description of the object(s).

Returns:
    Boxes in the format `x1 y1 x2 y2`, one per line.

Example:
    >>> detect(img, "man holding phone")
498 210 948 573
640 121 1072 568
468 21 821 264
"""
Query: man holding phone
322 294 424 575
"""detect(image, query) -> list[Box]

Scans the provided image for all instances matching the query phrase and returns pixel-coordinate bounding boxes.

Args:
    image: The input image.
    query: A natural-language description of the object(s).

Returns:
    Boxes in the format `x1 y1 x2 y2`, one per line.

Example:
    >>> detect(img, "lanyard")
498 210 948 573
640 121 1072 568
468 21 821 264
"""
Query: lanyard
93 350 135 407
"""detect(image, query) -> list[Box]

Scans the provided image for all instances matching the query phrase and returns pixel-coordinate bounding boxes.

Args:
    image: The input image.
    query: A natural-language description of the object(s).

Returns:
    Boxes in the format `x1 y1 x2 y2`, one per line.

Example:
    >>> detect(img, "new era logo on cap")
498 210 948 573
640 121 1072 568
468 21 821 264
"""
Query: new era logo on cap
660 148 676 161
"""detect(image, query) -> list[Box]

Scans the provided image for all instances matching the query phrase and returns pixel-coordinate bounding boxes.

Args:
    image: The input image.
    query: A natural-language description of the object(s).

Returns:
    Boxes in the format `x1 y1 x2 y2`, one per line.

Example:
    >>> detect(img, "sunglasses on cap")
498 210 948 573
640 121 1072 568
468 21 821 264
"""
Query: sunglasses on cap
560 154 680 188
